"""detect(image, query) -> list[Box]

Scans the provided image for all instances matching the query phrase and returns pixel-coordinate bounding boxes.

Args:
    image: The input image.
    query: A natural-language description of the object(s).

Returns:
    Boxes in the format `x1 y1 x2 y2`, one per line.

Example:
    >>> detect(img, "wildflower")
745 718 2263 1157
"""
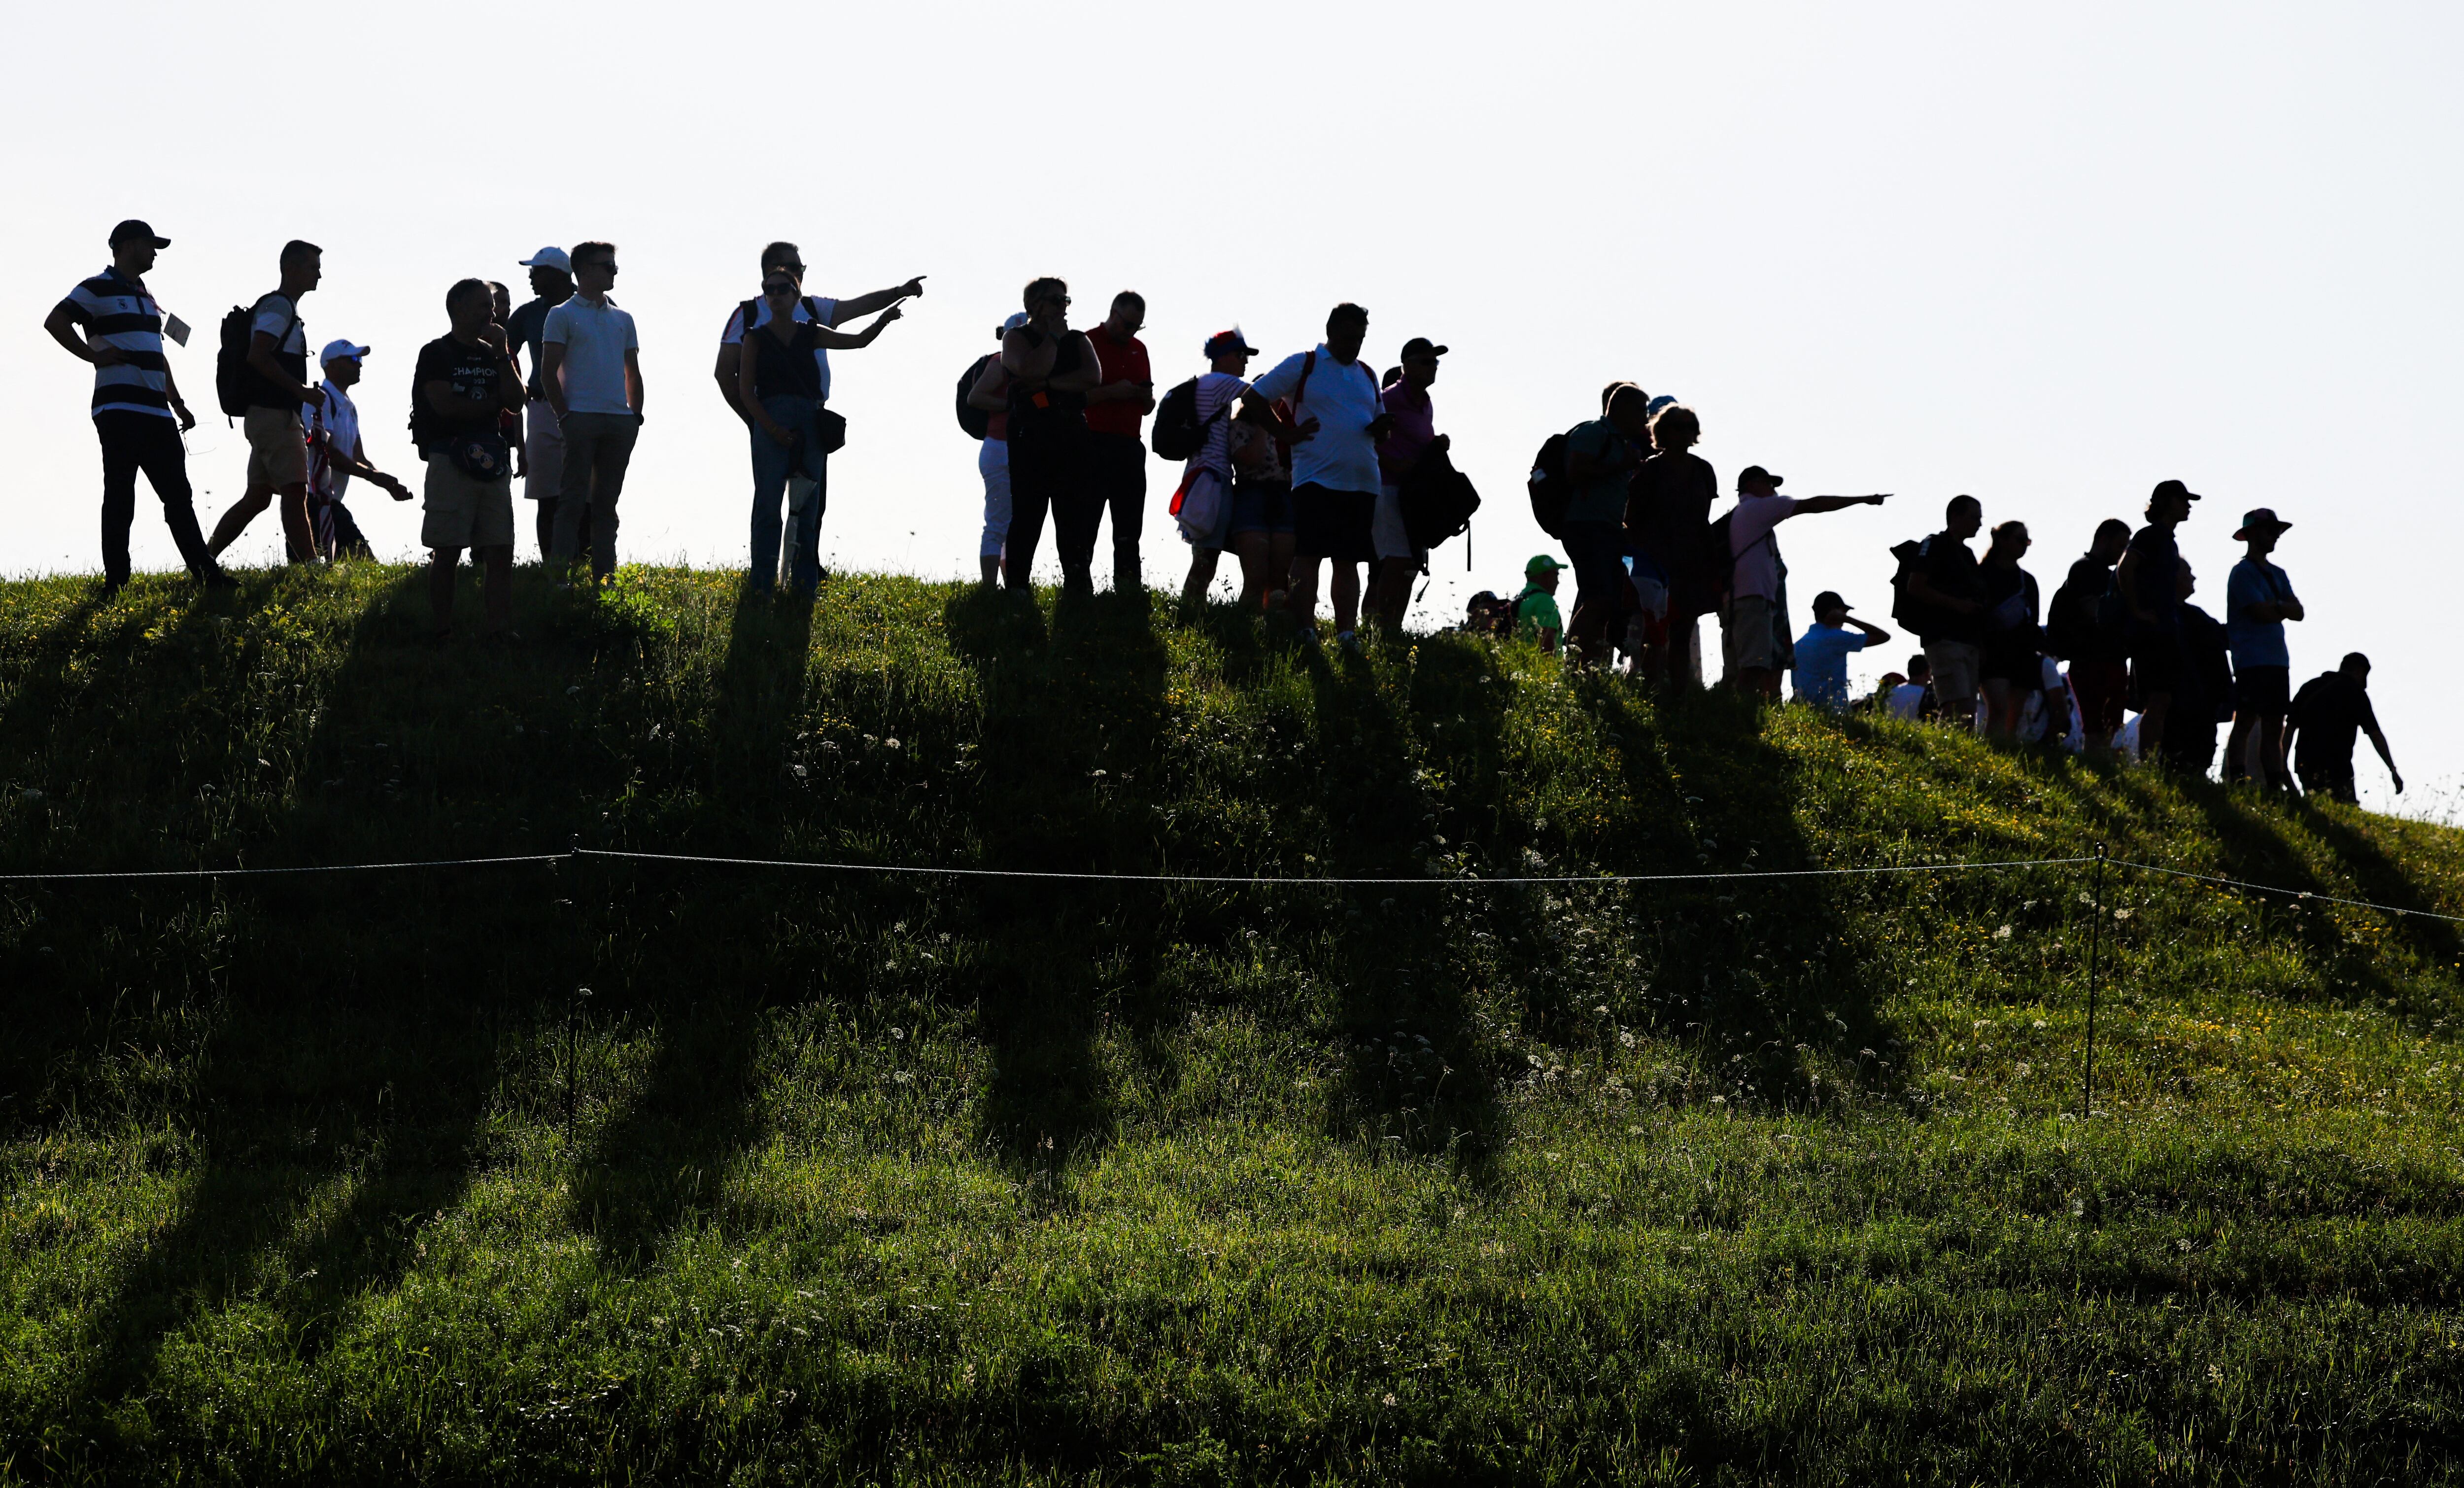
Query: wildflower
885 738 901 750
2016 1063 2031 1076
2033 1020 2048 1030
1994 925 2013 940
2114 908 2133 921
891 1027 906 1040
1381 1393 1399 1407
1619 1031 1636 1047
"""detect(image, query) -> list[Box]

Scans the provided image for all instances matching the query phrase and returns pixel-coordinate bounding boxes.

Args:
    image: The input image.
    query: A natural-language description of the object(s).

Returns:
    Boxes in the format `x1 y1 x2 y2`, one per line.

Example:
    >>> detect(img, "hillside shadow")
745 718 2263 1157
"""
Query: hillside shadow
941 585 1178 1174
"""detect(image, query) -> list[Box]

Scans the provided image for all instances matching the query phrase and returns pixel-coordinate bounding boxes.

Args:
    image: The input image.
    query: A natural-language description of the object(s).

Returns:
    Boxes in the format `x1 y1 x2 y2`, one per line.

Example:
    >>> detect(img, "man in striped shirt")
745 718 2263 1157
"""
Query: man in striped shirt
43 219 229 594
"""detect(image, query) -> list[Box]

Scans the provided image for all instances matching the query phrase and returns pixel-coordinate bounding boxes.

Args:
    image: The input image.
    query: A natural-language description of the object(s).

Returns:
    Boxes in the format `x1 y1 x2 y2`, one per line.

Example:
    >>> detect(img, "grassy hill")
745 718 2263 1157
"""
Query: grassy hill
3 563 2461 1485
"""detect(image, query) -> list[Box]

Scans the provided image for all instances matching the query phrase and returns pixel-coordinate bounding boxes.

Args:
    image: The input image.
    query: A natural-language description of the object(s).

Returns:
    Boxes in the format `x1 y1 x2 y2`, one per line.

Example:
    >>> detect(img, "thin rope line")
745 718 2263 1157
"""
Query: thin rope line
2109 858 2464 924
0 853 564 883
576 847 2098 887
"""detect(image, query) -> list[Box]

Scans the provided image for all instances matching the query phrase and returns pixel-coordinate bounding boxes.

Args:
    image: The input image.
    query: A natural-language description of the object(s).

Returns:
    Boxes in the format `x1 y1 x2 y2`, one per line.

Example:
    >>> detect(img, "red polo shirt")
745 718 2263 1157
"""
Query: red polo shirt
1082 324 1152 440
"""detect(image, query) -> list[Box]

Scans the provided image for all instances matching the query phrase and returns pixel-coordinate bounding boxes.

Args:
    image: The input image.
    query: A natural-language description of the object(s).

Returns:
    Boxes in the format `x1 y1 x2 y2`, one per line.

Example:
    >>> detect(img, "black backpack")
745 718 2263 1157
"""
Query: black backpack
216 295 301 420
1527 432 1572 538
1887 538 1929 634
1149 377 1231 460
1400 449 1481 551
956 353 995 439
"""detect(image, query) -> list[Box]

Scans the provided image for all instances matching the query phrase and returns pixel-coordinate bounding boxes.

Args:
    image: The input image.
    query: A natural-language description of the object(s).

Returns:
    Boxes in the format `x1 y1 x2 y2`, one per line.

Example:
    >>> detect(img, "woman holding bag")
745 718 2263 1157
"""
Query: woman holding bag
735 269 901 596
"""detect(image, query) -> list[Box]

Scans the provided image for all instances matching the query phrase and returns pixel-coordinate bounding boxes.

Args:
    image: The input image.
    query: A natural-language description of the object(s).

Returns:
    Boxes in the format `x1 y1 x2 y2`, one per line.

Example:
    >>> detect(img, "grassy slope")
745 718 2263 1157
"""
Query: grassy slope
1 563 2461 1486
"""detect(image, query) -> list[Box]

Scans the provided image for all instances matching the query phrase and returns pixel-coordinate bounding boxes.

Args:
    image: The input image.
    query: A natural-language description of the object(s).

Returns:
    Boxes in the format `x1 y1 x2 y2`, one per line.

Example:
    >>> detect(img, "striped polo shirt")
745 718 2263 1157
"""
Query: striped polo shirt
61 266 173 419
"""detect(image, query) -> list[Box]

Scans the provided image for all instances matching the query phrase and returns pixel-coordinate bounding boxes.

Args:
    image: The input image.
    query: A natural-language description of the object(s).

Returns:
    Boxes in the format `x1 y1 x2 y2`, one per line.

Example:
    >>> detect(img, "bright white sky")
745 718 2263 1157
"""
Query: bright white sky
4 1 2457 818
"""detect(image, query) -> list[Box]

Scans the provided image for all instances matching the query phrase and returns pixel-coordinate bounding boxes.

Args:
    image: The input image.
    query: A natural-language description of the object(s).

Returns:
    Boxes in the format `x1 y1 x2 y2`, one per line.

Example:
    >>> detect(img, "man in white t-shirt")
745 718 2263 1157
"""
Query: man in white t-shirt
303 339 409 558
1248 303 1389 648
711 240 924 585
1720 465 1889 696
540 241 642 582
207 239 325 563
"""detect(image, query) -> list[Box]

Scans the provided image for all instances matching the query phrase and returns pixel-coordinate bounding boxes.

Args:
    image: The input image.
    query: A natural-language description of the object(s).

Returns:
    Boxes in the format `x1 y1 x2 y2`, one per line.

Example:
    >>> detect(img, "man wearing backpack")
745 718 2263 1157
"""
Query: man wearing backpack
1369 337 1449 630
1559 384 1652 666
2045 518 2132 756
205 240 324 565
2115 479 2200 765
711 241 925 584
963 313 1028 587
1081 291 1156 597
1894 495 1989 727
1721 466 1890 697
1250 304 1388 649
43 219 231 594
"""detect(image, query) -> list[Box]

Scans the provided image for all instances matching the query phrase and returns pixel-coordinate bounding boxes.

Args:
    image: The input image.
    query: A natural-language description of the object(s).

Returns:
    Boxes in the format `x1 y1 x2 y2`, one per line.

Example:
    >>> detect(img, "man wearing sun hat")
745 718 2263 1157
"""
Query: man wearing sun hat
2224 506 2302 790
302 339 410 559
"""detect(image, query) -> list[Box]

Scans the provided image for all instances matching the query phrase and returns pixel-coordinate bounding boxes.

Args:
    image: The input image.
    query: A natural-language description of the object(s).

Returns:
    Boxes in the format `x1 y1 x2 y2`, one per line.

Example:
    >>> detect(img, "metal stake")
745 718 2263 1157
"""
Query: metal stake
2082 842 2107 1119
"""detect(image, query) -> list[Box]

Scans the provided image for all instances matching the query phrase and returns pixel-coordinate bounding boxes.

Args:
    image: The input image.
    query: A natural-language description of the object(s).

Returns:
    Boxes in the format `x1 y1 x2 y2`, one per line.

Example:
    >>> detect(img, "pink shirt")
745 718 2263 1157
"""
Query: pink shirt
1376 382 1435 485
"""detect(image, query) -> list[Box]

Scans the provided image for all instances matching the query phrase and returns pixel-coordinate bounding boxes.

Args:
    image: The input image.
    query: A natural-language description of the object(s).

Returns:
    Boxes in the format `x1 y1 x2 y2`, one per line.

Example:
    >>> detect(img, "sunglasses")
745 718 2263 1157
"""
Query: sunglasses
584 260 617 275
1039 295 1071 309
763 281 797 296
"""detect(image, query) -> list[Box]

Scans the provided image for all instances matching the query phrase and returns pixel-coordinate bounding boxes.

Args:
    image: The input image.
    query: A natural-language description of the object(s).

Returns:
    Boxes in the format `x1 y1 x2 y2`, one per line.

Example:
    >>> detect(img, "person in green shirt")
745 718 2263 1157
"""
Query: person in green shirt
1515 554 1566 653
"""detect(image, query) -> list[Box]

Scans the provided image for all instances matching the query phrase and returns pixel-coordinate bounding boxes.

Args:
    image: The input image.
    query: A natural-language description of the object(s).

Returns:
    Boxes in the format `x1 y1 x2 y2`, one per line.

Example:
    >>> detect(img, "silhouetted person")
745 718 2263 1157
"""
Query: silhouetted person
1887 653 1937 721
1898 495 1988 727
1978 519 2043 741
2116 479 2199 764
1562 384 1651 666
1723 465 1890 698
206 239 324 564
2163 560 2234 776
1625 403 1718 686
411 278 523 638
2285 654 2400 804
2047 518 2132 756
504 246 575 560
540 241 642 583
1252 304 1387 648
303 340 410 559
1000 277 1102 594
1370 337 1449 629
1082 291 1155 595
965 313 1028 587
735 268 901 595
1515 554 1565 653
43 218 228 593
2224 507 2301 790
1792 589 1890 711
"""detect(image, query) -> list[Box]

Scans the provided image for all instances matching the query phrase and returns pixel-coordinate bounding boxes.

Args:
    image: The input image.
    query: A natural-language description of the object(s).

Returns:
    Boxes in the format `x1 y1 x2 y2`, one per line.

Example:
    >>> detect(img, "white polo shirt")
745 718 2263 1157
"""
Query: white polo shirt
1250 345 1382 493
305 383 361 499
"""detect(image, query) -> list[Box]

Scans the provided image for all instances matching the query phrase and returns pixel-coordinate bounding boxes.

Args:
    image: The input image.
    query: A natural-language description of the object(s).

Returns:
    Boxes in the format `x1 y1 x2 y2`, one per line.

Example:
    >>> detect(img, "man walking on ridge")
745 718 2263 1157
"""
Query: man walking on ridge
503 247 574 561
540 242 641 583
2115 479 2199 764
1082 291 1155 596
1896 495 1988 727
304 340 411 559
2224 507 2301 790
206 240 324 565
1251 303 1386 649
411 279 524 638
2284 653 2400 805
43 218 230 594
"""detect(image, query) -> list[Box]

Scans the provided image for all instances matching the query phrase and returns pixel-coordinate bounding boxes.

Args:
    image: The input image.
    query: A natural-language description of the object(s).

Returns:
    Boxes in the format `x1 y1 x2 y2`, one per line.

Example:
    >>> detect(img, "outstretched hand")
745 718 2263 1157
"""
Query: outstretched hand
900 276 927 299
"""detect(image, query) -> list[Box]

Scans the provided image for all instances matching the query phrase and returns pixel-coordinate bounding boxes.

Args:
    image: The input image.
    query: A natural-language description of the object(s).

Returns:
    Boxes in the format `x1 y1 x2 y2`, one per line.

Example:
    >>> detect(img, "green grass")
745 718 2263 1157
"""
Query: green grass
3 561 2462 1485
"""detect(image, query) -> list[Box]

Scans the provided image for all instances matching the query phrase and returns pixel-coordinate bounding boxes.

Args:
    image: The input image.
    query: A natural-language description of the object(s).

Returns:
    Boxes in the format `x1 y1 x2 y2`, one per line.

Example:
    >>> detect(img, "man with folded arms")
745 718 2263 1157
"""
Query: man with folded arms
43 218 229 593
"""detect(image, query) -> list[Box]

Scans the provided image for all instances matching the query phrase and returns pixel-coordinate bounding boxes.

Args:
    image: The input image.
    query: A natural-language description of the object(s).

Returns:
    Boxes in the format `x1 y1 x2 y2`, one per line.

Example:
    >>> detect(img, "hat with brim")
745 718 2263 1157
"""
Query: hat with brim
1204 327 1260 358
1525 554 1567 577
319 339 370 365
518 246 572 273
2232 507 2291 540
1400 337 1448 360
2152 478 2204 503
1812 589 1849 613
1738 465 1785 490
109 219 170 249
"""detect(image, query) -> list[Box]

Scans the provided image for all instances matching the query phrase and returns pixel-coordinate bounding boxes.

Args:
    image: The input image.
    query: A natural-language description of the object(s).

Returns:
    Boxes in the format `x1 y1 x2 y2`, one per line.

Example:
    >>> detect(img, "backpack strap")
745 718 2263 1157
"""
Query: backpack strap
738 299 762 341
1293 349 1318 413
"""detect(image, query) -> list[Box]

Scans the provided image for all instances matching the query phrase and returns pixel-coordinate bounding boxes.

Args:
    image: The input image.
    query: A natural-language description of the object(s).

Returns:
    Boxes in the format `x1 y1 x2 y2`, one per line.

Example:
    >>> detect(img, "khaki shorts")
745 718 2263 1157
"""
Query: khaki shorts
244 406 310 487
1926 639 1983 708
1723 593 1780 673
421 456 516 551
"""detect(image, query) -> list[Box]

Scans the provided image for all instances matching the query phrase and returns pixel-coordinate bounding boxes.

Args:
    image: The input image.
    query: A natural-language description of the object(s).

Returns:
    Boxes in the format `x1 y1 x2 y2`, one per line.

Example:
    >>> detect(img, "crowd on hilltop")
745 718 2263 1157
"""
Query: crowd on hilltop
44 222 2401 805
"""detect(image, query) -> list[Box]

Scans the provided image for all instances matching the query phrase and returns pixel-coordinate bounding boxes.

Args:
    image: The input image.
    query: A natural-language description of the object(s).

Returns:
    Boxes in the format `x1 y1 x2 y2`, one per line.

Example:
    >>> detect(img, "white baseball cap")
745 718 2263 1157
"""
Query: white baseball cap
518 246 572 273
320 339 370 365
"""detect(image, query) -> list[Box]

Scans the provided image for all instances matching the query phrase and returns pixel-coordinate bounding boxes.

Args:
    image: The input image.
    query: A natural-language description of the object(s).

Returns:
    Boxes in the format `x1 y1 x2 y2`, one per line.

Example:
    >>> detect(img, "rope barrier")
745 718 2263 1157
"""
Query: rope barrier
0 853 562 883
2108 857 2464 925
572 847 2099 887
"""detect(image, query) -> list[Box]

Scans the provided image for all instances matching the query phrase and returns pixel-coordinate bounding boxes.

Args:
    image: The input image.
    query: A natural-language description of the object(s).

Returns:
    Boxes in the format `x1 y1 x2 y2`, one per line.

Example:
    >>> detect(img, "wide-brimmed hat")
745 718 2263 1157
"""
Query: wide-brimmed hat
2233 507 2291 540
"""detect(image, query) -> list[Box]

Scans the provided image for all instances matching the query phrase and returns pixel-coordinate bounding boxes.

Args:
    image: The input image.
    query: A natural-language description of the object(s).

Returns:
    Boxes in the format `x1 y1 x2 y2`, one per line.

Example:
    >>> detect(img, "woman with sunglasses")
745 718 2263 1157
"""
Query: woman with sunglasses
998 276 1102 595
734 270 900 595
